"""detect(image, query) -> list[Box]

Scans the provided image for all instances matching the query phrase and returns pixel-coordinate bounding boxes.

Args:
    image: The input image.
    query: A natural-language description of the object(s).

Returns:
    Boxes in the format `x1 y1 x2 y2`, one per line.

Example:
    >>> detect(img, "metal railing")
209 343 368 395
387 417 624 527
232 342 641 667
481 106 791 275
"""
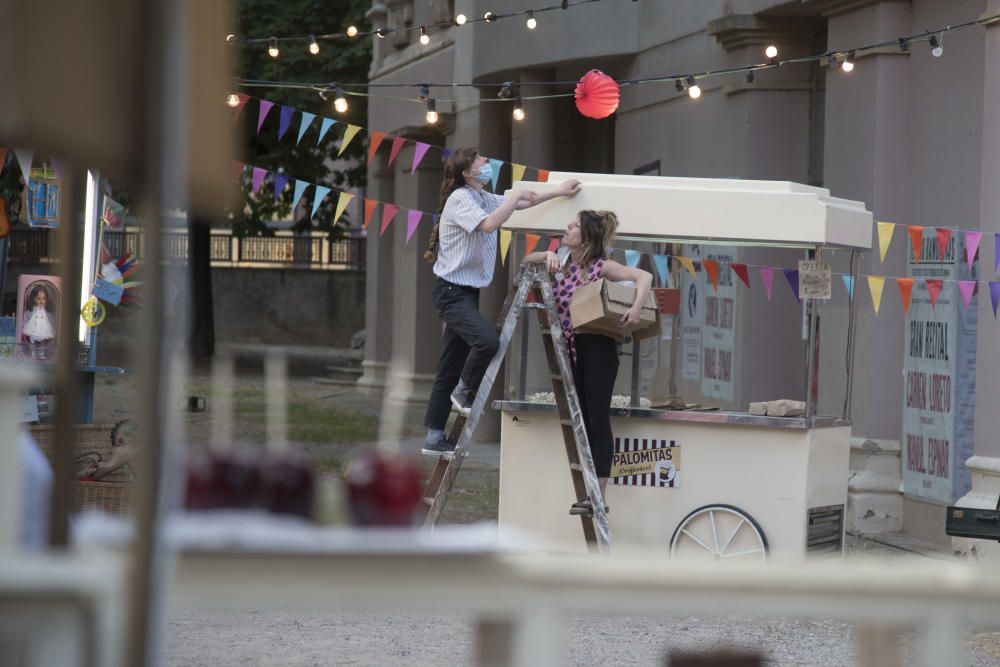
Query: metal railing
5 227 365 270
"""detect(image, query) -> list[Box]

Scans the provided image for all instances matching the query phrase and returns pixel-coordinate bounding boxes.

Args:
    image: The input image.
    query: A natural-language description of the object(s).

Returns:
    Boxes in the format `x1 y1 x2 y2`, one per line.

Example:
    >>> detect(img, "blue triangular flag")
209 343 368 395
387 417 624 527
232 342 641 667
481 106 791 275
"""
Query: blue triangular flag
652 254 669 285
442 148 453 161
624 249 641 268
841 275 855 300
278 106 294 140
273 173 289 203
317 118 336 145
488 158 503 192
296 112 316 145
311 186 331 219
291 180 310 208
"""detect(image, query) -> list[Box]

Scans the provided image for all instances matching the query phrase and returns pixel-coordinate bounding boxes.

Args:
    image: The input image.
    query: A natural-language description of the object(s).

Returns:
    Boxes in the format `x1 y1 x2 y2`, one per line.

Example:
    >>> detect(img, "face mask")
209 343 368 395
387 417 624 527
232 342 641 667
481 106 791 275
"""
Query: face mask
472 163 492 184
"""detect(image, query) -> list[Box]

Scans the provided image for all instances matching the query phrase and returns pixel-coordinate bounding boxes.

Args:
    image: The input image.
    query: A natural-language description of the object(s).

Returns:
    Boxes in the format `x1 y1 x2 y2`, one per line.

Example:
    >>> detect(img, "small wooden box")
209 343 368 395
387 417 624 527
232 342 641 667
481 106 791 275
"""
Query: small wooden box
570 279 659 341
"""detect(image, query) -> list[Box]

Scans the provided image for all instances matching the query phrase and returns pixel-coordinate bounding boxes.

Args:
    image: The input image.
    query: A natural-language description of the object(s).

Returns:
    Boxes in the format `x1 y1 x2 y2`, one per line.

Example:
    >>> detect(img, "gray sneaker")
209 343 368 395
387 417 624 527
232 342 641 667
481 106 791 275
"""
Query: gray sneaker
421 434 456 457
450 387 475 415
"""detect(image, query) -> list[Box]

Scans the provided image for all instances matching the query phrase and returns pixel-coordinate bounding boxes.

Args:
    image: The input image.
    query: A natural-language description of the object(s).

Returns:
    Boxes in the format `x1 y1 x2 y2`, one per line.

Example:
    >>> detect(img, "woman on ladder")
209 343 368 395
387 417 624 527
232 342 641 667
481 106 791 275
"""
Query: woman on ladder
421 148 581 455
522 210 653 514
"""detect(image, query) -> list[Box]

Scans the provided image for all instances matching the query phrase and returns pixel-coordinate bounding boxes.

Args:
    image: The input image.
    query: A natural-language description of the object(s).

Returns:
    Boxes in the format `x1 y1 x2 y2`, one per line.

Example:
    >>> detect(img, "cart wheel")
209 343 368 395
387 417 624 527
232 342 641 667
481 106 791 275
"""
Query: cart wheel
669 504 768 561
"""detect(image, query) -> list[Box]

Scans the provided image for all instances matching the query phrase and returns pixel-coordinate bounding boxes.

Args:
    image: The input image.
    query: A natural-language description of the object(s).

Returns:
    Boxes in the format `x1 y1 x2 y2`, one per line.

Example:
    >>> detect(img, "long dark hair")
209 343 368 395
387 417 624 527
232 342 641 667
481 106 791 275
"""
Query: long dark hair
573 210 619 268
424 147 479 262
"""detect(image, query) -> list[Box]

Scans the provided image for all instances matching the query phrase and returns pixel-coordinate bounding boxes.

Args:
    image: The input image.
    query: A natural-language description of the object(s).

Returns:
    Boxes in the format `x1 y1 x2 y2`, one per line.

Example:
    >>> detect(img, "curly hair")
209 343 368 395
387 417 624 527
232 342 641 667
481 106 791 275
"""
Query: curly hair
424 147 479 262
572 210 619 268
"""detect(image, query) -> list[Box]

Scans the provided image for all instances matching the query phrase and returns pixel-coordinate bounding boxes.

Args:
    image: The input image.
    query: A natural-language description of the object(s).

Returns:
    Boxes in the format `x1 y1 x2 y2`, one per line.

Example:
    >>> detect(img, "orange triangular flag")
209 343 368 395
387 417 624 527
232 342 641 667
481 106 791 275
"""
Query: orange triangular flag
525 233 541 252
907 225 924 263
702 259 719 291
363 198 378 229
368 131 386 162
537 169 550 183
896 277 914 315
935 227 952 261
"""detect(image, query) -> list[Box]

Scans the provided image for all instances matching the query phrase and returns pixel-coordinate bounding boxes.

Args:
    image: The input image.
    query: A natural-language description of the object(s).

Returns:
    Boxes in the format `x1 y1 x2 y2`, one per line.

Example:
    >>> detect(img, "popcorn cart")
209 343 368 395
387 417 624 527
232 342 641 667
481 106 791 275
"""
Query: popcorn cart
496 173 872 561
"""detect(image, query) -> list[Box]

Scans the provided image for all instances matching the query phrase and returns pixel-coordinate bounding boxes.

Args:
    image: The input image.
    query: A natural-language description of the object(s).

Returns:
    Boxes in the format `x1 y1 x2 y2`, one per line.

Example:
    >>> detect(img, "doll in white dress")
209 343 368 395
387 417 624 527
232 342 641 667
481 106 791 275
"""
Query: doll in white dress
22 285 56 359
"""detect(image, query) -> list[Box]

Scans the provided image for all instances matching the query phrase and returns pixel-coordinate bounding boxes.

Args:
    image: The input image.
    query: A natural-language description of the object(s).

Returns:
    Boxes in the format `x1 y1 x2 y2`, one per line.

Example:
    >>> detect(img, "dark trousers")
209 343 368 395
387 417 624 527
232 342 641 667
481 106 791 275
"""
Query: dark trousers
571 334 620 478
424 278 500 430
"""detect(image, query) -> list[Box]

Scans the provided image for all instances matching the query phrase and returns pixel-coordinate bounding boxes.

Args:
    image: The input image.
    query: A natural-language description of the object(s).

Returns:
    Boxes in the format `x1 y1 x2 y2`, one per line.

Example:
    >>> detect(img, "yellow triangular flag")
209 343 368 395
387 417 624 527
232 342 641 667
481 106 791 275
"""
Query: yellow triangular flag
333 192 354 225
678 256 696 279
877 221 895 262
500 229 512 265
338 124 361 156
867 275 886 316
511 163 526 183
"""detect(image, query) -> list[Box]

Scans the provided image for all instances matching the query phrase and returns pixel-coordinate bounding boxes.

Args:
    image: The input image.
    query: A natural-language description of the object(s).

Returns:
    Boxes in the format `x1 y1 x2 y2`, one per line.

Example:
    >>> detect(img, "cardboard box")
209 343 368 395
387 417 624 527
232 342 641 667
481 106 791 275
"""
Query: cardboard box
569 279 660 341
651 288 680 315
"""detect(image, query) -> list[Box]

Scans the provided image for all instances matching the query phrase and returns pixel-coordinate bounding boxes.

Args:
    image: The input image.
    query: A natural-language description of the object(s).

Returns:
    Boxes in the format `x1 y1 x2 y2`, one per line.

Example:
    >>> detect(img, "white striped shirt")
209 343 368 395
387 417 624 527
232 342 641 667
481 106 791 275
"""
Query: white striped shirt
433 186 505 288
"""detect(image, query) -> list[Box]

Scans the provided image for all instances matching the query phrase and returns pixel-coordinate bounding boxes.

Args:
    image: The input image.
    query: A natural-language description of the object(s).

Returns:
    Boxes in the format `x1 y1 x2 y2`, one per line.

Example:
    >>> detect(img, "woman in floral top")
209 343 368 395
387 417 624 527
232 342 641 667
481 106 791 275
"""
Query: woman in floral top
522 210 653 513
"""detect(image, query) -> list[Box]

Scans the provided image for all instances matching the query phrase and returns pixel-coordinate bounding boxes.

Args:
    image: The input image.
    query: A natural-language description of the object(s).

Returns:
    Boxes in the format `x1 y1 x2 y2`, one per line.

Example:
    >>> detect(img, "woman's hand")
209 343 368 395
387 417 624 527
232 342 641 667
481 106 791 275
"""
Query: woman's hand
544 251 561 273
621 305 642 326
519 190 539 206
558 179 582 197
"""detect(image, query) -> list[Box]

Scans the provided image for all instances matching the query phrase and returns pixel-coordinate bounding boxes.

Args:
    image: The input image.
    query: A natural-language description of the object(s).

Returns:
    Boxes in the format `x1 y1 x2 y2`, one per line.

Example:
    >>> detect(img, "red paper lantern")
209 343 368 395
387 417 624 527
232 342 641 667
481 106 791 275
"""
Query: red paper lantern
575 69 620 119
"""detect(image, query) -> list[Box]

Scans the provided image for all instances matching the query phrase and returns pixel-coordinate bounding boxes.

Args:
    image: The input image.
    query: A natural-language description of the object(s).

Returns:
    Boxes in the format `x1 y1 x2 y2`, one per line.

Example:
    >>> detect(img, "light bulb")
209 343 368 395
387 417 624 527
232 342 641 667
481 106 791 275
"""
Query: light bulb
268 38 279 58
484 11 496 22
376 28 386 39
455 14 467 26
334 96 349 114
426 99 438 124
346 25 358 38
765 45 778 59
308 36 320 54
841 60 854 72
225 34 237 45
526 12 537 29
688 85 702 99
513 106 525 121
226 93 241 108
930 35 943 57
419 27 430 45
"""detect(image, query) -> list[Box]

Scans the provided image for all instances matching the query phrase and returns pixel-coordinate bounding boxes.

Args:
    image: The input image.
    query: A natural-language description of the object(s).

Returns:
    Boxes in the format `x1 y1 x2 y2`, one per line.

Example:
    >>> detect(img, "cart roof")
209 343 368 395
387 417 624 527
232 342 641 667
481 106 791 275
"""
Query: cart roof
504 172 872 250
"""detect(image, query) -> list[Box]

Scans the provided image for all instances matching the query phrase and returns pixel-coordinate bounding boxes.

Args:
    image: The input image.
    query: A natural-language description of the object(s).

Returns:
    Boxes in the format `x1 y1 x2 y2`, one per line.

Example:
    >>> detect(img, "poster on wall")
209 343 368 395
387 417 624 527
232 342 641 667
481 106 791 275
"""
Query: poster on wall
680 244 703 381
700 247 737 402
610 436 680 488
901 230 976 505
15 274 61 362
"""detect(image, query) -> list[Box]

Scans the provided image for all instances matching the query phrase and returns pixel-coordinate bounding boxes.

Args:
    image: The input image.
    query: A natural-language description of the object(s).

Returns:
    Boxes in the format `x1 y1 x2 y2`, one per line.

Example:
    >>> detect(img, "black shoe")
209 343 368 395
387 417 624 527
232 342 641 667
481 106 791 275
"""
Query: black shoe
569 499 610 516
421 435 456 457
450 387 475 415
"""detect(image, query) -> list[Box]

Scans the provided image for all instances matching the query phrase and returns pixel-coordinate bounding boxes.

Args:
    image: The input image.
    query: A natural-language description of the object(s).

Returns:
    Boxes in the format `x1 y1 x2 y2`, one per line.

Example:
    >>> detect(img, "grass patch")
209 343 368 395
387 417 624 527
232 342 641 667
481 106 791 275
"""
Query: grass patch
233 388 378 445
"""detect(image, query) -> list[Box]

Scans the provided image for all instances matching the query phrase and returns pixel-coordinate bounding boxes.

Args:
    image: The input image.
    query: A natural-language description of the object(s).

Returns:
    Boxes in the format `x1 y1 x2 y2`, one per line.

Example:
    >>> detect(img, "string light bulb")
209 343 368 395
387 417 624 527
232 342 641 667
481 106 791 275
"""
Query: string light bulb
526 11 537 29
268 38 279 58
675 79 684 93
346 25 358 38
686 76 701 99
841 51 855 72
484 11 497 22
425 98 439 124
765 45 778 59
333 86 348 114
930 34 943 57
745 69 755 84
226 93 241 108
455 14 467 26
420 27 430 45
225 34 237 45
512 97 525 121
308 35 320 55
376 28 386 39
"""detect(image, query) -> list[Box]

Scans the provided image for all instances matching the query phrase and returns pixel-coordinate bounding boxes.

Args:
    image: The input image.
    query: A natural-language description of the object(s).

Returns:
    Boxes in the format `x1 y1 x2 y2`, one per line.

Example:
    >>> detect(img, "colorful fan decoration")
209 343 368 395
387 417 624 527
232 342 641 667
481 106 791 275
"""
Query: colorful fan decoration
91 254 142 308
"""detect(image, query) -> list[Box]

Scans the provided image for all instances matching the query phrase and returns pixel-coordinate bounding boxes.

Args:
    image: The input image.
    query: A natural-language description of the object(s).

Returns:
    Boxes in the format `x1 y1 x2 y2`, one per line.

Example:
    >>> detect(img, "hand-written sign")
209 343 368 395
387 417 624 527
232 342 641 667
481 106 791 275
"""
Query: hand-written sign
798 260 832 300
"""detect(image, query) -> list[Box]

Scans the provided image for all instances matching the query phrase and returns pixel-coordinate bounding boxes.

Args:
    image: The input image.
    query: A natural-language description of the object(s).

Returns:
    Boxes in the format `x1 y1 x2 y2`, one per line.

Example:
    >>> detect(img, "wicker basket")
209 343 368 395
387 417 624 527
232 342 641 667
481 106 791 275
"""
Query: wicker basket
29 424 134 515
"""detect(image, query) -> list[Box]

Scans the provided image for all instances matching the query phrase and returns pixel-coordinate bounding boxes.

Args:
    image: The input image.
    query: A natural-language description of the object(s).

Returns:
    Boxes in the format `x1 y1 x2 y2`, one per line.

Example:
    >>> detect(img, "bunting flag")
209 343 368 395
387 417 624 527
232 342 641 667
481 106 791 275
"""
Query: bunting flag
500 229 512 265
278 106 294 140
311 186 331 219
547 238 559 253
537 169 550 183
339 124 361 156
958 280 976 311
388 136 406 167
525 233 541 252
363 198 377 229
14 148 33 185
624 249 641 268
333 192 354 225
652 254 669 286
511 163 526 183
379 204 399 236
877 222 895 262
257 100 275 134
759 267 775 301
965 230 983 270
442 147 453 161
0 148 7 178
292 180 309 208
842 275 855 300
703 259 719 291
405 209 422 244
233 94 251 120
674 256 694 279
897 277 914 315
935 227 952 262
368 131 386 162
296 112 316 145
272 173 289 203
991 282 1000 318
784 269 800 303
251 167 267 196
317 118 336 145
907 225 924 263
868 275 886 316
731 263 750 290
411 142 431 174
488 158 503 192
926 279 943 309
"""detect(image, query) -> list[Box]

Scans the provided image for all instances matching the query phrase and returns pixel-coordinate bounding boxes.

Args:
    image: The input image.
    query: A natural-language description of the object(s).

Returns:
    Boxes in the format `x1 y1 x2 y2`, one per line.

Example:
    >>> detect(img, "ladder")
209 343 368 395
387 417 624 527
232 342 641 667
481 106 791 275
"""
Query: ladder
418 264 612 551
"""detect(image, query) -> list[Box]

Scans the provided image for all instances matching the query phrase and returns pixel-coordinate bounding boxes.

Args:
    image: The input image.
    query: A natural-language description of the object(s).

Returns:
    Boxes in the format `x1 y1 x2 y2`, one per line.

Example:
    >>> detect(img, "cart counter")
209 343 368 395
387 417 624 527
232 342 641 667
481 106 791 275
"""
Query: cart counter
494 401 851 561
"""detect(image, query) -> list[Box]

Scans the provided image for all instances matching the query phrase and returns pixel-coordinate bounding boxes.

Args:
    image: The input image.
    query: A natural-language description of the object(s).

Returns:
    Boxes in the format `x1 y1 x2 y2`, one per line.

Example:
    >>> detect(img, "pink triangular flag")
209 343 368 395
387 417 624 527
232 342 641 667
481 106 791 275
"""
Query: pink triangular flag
958 281 976 311
935 228 952 262
731 263 750 289
256 100 275 134
547 238 559 253
965 231 983 270
758 267 775 301
410 142 431 175
926 279 943 309
387 136 406 167
405 210 423 244
251 167 267 196
379 204 399 237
